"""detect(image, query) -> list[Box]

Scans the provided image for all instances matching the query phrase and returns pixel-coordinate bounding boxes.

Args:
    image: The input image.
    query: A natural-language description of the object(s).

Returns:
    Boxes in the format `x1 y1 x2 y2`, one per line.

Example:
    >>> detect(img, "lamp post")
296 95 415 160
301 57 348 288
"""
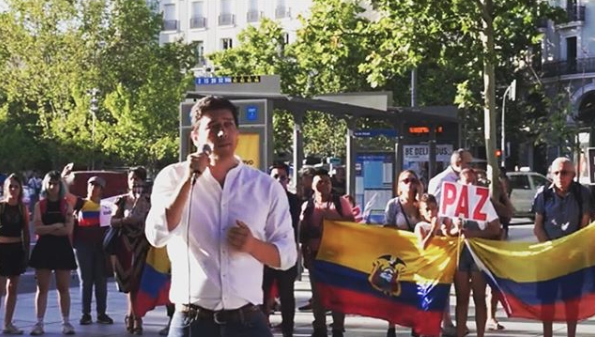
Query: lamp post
501 80 516 168
87 88 100 170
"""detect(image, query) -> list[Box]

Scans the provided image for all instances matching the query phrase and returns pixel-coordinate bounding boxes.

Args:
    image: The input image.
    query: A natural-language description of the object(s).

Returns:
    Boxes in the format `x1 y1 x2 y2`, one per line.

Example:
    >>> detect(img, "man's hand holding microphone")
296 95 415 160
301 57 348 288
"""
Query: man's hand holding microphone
186 144 212 185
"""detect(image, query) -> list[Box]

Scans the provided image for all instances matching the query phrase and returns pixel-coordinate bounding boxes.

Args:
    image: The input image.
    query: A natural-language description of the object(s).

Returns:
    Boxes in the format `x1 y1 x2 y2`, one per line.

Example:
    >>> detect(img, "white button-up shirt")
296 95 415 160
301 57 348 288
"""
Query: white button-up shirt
427 166 459 202
145 160 297 310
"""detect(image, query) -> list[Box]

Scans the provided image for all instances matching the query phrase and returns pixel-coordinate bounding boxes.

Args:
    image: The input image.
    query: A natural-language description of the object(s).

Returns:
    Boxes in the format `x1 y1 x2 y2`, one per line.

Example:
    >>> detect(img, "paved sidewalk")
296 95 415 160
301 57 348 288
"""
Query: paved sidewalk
6 271 595 336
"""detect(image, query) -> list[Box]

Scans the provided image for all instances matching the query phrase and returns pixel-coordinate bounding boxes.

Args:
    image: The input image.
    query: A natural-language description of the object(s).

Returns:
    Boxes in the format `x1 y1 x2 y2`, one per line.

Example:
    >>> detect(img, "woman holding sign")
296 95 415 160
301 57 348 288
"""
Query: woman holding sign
444 168 501 337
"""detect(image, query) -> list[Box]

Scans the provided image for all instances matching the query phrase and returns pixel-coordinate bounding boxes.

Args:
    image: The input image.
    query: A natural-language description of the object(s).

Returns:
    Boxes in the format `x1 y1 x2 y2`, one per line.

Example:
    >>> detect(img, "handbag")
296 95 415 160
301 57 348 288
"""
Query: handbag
102 226 121 255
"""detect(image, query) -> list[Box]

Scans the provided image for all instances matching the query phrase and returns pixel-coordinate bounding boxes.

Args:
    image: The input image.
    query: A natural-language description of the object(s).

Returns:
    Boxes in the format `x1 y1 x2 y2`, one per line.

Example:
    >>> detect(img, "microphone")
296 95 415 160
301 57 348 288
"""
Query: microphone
191 144 212 185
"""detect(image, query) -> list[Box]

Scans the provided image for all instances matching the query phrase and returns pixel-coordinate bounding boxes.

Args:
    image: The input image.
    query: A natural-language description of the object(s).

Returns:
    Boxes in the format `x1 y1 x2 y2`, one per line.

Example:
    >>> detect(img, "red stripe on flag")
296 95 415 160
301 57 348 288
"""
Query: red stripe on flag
500 291 595 321
316 283 443 336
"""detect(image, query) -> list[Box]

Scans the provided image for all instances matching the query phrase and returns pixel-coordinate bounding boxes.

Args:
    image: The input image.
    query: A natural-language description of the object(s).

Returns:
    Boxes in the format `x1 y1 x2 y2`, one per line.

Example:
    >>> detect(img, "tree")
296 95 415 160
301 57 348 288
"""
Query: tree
362 0 562 196
0 0 196 171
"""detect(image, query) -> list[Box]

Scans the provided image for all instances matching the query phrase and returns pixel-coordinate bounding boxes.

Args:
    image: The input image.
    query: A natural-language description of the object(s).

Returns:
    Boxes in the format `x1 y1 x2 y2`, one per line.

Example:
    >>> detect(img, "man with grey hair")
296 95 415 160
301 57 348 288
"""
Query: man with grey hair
427 148 473 202
533 156 591 337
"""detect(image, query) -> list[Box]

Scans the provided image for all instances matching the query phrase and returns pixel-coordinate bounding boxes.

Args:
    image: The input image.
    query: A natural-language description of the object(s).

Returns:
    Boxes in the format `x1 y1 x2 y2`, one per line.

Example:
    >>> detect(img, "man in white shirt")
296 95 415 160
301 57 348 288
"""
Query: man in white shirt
145 96 297 337
427 148 473 202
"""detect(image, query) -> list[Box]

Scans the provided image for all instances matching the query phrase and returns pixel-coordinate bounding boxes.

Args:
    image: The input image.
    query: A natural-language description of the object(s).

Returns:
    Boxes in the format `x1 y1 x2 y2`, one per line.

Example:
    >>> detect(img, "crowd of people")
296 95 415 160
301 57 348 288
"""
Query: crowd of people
0 95 590 337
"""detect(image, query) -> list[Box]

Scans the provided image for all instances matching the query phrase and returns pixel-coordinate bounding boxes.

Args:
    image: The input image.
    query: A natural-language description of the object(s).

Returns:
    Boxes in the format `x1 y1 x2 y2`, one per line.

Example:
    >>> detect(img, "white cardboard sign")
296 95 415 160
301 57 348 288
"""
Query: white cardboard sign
438 181 497 222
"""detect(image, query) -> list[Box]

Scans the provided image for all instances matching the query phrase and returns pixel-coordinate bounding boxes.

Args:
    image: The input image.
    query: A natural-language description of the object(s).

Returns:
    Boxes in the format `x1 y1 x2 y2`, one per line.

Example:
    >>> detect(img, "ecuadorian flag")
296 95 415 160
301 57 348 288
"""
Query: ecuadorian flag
468 224 595 321
133 246 171 318
313 220 458 336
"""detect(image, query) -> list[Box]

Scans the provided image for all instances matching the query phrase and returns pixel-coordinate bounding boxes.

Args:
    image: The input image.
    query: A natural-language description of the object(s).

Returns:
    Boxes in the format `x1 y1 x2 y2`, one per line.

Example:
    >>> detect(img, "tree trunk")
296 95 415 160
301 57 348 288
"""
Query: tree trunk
479 0 500 198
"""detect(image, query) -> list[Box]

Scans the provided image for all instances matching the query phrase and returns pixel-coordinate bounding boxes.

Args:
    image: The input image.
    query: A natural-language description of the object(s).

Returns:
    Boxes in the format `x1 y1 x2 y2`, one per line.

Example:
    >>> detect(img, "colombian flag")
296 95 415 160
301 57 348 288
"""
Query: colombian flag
133 246 171 318
313 220 458 336
468 224 595 321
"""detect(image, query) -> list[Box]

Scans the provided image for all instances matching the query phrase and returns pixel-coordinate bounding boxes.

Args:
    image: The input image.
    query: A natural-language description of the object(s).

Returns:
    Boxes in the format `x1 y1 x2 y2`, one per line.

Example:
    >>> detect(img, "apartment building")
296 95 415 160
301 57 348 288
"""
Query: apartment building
153 0 314 74
537 0 594 174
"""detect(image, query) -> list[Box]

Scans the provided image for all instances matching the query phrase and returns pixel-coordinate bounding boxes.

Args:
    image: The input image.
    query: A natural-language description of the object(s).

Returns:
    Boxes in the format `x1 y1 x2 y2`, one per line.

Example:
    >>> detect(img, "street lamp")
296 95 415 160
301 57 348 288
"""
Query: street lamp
501 80 516 167
86 88 100 170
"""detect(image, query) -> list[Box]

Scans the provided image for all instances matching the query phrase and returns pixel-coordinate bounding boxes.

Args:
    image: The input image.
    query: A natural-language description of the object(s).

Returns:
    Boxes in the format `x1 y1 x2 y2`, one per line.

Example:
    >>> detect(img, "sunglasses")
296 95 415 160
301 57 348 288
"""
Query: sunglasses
401 177 417 184
552 170 571 177
273 174 288 182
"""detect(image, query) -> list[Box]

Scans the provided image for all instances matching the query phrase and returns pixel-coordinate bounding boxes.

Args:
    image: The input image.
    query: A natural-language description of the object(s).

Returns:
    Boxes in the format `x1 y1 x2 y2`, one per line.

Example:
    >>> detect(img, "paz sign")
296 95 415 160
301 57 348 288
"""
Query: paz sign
438 181 497 222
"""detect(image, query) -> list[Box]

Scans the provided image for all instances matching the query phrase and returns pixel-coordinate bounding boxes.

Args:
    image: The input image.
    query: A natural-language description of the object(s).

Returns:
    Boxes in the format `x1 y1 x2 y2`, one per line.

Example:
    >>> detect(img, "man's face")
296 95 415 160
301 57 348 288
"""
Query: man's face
270 168 289 190
551 160 574 191
192 109 239 160
312 174 332 196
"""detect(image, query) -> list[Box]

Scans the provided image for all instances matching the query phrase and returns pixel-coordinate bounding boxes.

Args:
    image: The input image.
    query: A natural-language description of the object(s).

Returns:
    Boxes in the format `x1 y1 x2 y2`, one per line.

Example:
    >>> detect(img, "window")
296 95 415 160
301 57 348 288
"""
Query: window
275 0 290 19
247 0 260 22
220 0 232 14
219 0 234 25
509 175 531 190
531 175 550 189
221 38 233 50
190 1 206 28
163 4 178 31
196 41 205 65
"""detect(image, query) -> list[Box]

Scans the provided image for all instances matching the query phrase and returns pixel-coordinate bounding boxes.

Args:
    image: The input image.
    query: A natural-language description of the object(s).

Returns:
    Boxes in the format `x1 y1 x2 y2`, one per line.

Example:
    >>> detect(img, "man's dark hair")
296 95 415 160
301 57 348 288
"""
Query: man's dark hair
129 166 147 181
190 96 239 128
269 163 290 176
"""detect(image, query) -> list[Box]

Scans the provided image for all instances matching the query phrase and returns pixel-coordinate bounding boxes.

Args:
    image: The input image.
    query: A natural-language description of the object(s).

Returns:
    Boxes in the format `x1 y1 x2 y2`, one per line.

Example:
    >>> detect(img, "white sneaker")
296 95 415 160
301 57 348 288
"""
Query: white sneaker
29 323 44 336
3 323 23 335
61 323 75 335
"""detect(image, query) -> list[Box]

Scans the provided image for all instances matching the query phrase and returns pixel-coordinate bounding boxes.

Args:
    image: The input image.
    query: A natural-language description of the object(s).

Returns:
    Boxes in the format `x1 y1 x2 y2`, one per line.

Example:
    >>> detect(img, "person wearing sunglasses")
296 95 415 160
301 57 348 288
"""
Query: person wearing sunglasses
533 157 591 337
261 163 300 337
383 170 423 337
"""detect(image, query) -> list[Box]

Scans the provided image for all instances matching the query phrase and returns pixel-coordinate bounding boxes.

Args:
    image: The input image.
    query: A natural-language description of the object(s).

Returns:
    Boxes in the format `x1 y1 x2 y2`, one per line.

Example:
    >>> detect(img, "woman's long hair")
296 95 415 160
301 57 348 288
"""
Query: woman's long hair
40 171 67 200
3 173 24 204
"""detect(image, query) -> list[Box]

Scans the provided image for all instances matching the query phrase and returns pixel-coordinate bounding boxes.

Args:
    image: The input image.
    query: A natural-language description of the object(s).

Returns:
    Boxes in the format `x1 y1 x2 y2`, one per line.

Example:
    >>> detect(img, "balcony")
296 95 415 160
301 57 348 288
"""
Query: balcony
247 10 262 23
542 57 595 77
275 7 291 19
218 13 235 26
162 20 178 31
566 5 586 22
190 16 207 29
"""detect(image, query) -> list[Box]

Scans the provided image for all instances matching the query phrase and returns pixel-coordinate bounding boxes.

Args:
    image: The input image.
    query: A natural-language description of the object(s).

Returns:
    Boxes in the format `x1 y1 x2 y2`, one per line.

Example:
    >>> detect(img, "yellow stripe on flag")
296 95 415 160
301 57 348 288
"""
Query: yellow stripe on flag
468 223 595 282
317 220 458 284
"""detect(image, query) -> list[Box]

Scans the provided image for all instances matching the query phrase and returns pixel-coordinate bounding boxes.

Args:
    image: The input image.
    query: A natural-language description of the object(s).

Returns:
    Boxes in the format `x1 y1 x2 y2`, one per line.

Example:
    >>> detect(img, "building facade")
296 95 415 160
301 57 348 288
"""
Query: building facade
538 0 594 179
152 0 313 75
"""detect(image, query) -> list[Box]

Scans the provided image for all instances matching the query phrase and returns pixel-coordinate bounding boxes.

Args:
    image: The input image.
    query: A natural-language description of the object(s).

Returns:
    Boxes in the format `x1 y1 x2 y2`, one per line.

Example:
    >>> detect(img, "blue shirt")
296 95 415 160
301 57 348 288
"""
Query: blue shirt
533 183 590 240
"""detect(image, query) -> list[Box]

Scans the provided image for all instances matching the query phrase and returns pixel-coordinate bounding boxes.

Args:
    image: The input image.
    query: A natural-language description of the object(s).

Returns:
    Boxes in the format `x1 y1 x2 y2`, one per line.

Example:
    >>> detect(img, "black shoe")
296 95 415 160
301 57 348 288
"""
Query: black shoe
96 313 114 324
387 327 396 337
79 314 92 325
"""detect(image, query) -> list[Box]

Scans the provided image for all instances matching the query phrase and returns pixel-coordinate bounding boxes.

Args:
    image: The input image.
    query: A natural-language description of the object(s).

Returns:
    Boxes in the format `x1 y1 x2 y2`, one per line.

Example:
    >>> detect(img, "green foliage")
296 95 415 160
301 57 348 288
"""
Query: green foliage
0 0 195 171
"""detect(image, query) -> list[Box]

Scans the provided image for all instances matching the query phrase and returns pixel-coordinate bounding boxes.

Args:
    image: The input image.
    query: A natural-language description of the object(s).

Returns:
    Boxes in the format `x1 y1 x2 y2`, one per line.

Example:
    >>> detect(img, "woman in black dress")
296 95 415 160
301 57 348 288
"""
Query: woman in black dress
29 171 77 336
0 174 30 335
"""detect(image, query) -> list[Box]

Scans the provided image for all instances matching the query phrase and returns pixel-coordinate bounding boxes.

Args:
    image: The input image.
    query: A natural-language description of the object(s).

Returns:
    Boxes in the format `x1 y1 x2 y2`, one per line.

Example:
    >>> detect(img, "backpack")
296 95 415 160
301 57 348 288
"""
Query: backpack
539 182 584 233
